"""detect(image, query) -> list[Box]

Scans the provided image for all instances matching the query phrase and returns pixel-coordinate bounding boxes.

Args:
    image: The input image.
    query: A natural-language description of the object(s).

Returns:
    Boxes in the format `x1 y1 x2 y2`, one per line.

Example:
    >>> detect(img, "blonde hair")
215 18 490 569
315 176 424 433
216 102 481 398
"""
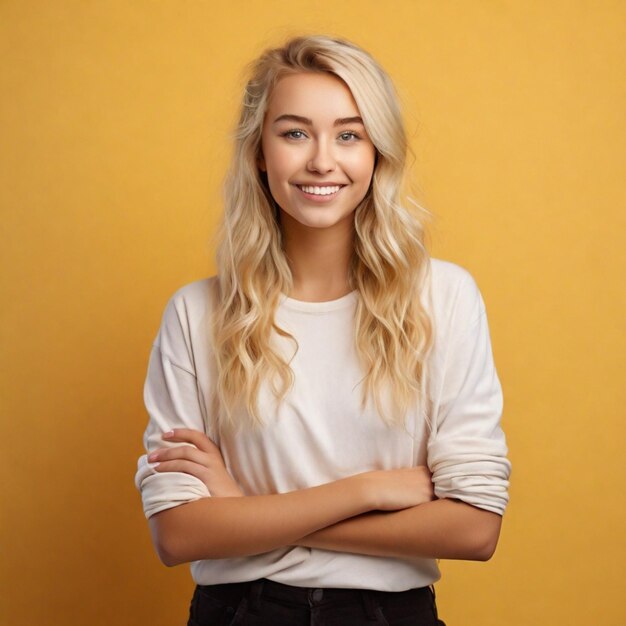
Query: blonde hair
212 35 432 432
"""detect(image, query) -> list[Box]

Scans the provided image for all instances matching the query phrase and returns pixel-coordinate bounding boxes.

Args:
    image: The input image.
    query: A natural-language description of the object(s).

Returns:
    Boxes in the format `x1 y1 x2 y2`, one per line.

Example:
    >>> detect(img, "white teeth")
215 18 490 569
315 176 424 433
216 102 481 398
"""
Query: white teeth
299 185 342 196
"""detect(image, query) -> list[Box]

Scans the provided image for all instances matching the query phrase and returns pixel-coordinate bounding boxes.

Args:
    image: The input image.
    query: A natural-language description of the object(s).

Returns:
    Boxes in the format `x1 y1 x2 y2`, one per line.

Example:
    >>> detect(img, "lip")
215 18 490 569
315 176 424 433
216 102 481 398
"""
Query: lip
294 182 348 187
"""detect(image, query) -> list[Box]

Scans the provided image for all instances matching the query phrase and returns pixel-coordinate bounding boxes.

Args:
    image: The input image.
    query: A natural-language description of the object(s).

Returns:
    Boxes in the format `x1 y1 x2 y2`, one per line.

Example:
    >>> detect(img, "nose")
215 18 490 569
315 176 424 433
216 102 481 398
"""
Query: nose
307 138 337 173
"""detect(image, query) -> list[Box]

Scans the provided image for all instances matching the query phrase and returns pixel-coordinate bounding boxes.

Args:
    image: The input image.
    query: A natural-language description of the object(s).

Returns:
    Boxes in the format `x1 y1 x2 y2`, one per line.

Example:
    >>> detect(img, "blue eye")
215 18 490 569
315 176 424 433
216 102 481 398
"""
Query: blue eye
282 130 306 140
339 131 360 141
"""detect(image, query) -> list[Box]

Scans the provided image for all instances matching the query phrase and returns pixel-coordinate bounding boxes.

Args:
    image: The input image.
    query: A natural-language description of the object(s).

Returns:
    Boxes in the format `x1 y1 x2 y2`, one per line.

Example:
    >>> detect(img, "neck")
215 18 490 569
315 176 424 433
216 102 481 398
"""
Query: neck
281 214 354 302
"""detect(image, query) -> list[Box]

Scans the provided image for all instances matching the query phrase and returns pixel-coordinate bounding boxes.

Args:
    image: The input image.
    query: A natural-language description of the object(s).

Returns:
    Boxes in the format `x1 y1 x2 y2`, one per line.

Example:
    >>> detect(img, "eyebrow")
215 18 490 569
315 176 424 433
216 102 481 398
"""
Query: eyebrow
272 114 364 126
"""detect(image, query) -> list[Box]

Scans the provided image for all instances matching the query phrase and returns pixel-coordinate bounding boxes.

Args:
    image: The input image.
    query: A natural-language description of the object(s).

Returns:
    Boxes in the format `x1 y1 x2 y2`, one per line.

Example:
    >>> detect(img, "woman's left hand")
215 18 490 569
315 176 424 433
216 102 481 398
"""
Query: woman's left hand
148 428 244 497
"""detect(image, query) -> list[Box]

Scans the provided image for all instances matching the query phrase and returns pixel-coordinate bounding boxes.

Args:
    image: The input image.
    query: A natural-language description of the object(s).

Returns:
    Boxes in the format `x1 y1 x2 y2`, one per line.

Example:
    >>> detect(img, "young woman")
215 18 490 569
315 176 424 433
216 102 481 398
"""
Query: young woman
135 35 511 626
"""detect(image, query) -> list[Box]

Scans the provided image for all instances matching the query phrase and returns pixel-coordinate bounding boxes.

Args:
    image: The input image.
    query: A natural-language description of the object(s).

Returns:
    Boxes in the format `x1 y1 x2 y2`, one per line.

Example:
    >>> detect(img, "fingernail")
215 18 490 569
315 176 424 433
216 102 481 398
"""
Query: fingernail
148 453 158 461
163 430 175 438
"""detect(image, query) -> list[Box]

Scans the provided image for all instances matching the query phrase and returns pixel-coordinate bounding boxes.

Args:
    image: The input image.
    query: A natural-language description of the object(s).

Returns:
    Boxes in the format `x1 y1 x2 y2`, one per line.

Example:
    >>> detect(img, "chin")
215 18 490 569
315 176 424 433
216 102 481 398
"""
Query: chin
278 203 354 230
299 214 353 230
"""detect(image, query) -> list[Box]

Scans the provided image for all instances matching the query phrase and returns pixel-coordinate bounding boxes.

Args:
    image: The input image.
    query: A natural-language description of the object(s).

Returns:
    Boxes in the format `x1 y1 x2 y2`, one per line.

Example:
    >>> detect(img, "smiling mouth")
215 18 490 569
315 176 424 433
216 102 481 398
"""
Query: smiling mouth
296 184 345 196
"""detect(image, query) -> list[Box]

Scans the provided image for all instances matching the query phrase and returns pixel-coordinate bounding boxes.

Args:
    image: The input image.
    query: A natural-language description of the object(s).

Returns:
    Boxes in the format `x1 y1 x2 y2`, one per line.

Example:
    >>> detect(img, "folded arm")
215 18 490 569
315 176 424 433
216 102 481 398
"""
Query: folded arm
293 498 502 561
144 430 501 564
148 473 373 566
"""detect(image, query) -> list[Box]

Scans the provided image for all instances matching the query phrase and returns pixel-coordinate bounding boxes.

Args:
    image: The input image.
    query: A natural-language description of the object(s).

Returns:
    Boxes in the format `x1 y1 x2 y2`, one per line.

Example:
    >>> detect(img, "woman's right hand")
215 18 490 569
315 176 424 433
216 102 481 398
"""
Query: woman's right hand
360 466 436 511
148 428 245 497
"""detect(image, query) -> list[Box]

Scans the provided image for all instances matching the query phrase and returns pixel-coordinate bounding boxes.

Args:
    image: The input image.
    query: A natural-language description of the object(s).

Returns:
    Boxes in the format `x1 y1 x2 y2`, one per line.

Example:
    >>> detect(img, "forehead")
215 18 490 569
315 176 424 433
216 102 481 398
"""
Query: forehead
266 72 361 121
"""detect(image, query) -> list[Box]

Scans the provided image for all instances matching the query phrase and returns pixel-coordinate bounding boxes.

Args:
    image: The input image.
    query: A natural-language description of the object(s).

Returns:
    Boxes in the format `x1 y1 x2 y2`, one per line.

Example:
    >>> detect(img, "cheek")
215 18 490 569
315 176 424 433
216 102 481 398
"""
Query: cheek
262 142 293 175
348 150 376 184
265 159 290 191
263 152 293 203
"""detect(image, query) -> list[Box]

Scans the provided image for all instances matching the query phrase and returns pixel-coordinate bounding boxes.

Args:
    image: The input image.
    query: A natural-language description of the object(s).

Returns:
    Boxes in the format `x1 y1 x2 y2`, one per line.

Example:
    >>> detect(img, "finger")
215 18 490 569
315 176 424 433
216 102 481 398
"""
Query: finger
153 459 210 483
149 445 211 467
162 428 220 454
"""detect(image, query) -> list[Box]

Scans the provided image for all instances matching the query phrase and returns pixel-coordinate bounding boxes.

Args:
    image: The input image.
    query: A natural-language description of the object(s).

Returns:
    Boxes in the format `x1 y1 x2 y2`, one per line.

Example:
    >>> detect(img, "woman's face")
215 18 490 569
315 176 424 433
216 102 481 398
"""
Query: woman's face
259 72 376 233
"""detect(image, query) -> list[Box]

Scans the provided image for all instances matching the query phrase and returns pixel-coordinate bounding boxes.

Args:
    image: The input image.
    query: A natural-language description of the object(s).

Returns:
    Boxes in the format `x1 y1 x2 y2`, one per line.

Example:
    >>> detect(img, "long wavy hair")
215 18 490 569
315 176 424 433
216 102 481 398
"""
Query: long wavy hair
212 35 432 433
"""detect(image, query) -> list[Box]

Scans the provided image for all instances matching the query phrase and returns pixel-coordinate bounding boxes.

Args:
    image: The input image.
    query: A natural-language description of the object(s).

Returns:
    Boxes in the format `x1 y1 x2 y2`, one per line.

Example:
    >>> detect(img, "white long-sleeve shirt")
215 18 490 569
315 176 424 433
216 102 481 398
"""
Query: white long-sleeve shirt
134 258 511 591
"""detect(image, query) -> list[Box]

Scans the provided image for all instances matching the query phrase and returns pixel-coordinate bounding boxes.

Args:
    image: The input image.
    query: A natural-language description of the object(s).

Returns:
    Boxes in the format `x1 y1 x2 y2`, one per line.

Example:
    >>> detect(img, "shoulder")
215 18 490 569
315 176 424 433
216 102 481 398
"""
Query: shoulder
427 258 486 334
166 276 217 313
154 276 218 360
429 258 483 308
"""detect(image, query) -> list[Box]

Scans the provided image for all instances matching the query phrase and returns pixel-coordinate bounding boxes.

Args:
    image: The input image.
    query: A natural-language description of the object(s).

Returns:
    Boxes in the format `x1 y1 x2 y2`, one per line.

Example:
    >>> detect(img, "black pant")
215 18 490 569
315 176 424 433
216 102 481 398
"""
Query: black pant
188 577 446 625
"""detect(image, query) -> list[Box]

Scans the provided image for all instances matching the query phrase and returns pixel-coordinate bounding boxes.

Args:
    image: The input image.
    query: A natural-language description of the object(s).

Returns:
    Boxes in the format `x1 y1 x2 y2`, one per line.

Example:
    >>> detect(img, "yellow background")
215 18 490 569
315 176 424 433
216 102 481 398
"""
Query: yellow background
1 1 624 624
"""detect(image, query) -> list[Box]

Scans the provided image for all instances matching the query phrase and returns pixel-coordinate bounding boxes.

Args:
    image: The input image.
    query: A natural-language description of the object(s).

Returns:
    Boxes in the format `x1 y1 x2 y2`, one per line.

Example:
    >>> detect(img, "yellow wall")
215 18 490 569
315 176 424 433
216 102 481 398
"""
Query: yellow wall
1 2 624 624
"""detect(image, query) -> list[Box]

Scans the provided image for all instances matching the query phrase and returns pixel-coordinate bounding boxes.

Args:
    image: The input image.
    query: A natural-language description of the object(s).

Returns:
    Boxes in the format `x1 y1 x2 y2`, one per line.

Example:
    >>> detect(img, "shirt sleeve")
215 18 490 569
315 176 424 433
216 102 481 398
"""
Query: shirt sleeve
427 272 512 516
134 295 211 519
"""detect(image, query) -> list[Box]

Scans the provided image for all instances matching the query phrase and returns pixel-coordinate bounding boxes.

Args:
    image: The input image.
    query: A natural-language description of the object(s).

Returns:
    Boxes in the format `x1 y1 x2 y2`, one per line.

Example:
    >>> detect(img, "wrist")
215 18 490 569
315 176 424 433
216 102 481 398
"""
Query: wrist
348 472 378 511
